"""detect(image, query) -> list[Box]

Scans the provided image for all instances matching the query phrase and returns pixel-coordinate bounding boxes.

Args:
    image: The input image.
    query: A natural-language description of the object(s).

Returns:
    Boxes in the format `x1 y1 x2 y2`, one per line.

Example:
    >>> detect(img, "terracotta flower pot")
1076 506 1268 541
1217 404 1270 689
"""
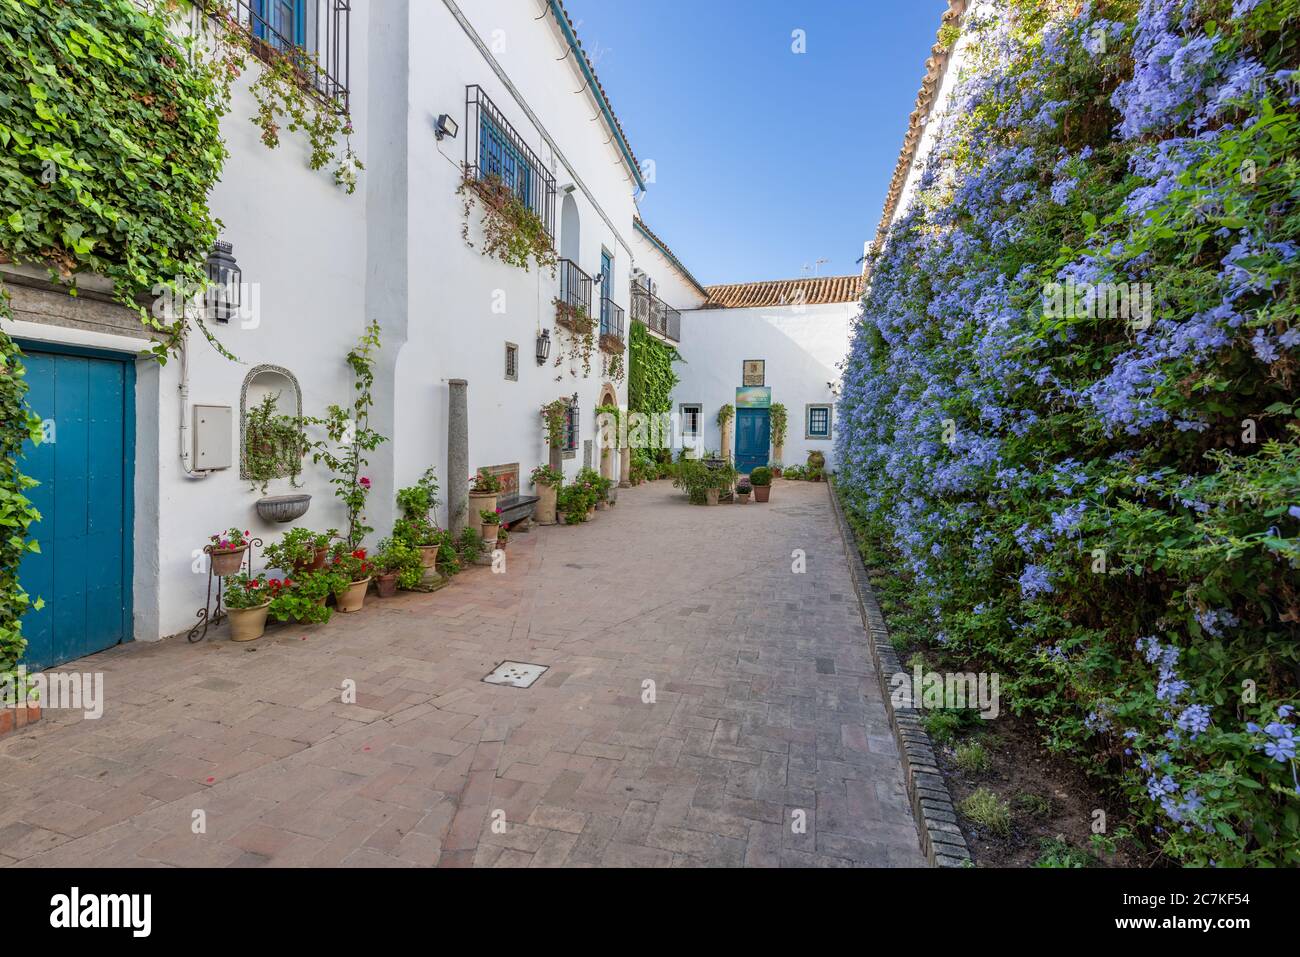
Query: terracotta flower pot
338 578 371 613
210 545 248 577
754 486 771 503
480 522 500 543
535 483 558 525
229 602 270 642
376 573 398 598
704 488 720 506
469 490 498 520
737 492 750 504
556 510 567 525
417 545 439 568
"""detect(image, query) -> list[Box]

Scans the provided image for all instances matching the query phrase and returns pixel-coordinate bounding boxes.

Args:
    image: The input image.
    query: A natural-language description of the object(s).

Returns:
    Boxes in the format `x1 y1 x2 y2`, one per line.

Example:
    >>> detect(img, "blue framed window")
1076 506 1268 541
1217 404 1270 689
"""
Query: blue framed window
563 399 579 452
479 113 533 206
807 404 832 439
254 0 307 50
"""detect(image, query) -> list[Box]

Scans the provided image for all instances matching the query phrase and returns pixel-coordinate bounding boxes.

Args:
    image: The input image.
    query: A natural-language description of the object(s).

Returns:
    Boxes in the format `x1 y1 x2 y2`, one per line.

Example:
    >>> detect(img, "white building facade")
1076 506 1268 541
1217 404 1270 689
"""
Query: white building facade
2 0 865 665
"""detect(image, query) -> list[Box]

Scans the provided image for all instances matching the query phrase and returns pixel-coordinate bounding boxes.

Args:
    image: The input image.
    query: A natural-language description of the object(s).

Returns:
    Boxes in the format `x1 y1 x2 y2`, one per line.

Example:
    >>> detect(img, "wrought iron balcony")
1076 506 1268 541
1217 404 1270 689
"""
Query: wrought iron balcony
557 259 592 328
217 0 352 112
465 85 556 239
599 298 625 351
631 281 681 343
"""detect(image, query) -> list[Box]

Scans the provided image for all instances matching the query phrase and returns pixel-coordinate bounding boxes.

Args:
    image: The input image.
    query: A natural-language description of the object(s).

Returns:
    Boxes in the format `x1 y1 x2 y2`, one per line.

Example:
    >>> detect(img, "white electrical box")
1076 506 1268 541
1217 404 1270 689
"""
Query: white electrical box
193 405 233 471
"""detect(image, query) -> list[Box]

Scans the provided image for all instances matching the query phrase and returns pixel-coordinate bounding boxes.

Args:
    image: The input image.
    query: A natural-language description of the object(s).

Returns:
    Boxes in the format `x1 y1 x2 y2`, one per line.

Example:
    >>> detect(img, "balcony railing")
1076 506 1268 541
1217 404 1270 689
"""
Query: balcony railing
215 1 351 112
557 259 592 327
466 85 556 239
631 281 681 343
599 298 625 350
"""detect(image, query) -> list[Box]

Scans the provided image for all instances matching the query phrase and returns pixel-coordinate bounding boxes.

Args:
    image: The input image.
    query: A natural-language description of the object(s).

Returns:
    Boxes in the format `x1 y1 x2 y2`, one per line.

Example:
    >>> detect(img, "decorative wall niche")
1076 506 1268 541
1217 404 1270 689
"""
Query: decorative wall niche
240 364 306 488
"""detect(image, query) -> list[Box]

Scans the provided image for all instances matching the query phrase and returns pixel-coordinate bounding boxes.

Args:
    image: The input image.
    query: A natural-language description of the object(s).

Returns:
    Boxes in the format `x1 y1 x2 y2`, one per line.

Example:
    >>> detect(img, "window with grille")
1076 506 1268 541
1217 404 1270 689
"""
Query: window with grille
505 343 518 381
681 404 702 438
564 399 579 452
807 404 832 439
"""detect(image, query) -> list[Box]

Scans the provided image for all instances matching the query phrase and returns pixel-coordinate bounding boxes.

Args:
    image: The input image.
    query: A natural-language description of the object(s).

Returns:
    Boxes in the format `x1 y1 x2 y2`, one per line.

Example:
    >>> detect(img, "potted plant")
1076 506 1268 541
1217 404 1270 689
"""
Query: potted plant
457 526 491 565
496 526 509 550
225 573 276 641
479 507 501 544
394 515 440 568
208 528 251 577
807 450 826 481
435 528 462 578
373 537 420 597
264 527 330 576
469 467 502 519
268 571 337 625
672 458 712 505
530 464 563 526
556 485 585 524
710 464 738 505
736 478 752 504
330 546 373 613
750 467 772 503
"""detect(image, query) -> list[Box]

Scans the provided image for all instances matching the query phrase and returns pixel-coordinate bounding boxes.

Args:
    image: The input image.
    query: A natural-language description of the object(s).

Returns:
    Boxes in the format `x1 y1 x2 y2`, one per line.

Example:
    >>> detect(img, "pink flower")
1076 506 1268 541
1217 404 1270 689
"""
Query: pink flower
359 477 371 489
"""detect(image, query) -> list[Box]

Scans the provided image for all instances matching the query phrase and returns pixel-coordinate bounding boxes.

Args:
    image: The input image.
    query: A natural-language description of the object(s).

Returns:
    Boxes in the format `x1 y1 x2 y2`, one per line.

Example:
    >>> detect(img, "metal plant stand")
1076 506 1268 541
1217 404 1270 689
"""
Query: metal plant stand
188 538 263 642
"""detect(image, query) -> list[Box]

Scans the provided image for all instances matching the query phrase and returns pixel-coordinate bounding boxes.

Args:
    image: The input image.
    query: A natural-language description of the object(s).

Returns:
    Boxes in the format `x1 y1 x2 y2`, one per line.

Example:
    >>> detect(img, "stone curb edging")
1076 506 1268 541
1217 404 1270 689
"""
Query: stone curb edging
826 478 973 868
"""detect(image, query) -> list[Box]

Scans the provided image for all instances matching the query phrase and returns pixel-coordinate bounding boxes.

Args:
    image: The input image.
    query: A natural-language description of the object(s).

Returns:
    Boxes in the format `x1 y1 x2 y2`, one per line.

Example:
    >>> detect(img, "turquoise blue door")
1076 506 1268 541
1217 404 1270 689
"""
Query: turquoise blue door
735 408 770 473
17 343 134 670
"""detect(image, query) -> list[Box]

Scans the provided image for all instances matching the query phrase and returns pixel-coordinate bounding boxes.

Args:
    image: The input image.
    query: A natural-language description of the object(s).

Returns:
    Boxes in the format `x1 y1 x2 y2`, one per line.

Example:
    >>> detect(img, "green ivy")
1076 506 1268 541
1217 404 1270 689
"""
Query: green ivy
628 321 680 415
0 0 228 345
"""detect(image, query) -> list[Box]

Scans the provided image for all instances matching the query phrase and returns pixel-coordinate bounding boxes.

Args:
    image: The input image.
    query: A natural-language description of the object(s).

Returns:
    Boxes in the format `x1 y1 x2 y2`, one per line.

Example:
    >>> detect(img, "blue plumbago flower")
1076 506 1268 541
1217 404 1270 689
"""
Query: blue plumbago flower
1280 705 1296 720
1262 735 1296 763
1177 703 1210 739
1018 563 1054 599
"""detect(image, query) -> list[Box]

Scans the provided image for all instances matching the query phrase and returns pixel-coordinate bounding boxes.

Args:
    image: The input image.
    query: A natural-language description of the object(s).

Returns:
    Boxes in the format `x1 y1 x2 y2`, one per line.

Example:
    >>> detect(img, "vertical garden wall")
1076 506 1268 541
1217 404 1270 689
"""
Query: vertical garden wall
837 0 1299 865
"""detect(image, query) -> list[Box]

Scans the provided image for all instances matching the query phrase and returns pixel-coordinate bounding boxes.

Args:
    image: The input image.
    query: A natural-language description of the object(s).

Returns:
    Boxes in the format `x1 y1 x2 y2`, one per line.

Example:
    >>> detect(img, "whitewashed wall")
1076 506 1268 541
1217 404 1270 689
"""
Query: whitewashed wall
629 224 707 312
671 301 857 470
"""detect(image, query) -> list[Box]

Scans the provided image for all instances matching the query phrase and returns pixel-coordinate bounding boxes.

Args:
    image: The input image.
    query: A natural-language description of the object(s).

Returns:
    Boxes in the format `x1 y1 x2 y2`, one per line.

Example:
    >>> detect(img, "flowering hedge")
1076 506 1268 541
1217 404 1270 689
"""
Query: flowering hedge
837 0 1298 865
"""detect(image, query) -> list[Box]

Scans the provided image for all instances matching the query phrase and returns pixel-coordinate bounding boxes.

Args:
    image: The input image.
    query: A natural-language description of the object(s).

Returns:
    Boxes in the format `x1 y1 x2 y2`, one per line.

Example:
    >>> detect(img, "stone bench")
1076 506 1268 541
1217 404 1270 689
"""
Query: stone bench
497 493 539 528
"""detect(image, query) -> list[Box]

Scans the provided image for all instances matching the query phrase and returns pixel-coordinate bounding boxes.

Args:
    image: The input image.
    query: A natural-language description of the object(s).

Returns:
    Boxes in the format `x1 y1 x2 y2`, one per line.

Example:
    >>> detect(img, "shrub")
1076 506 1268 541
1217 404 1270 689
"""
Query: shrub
954 742 990 774
749 467 772 487
959 788 1012 838
1033 838 1096 869
836 0 1300 866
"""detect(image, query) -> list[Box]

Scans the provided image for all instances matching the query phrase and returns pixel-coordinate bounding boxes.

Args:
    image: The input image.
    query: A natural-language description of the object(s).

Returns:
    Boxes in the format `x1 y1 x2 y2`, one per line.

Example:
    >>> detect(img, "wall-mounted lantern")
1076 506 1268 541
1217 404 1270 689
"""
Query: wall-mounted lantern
435 114 459 141
205 241 241 324
535 328 551 365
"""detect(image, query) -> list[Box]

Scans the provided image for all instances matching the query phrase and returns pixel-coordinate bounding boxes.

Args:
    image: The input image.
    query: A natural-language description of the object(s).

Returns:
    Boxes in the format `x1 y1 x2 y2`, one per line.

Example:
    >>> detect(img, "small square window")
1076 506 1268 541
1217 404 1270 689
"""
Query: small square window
806 404 832 440
505 342 518 381
680 403 702 438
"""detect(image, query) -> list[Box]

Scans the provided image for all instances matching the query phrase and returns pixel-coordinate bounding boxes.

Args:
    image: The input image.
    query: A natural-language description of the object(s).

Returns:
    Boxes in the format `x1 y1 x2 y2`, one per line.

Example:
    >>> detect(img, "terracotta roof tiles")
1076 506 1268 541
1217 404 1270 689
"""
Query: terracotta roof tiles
702 275 864 310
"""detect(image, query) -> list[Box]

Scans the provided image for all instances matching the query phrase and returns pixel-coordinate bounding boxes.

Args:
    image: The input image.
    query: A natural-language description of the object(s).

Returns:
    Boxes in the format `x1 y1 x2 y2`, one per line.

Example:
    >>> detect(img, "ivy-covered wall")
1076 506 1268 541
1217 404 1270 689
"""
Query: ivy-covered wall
0 0 230 672
627 320 680 414
837 0 1299 865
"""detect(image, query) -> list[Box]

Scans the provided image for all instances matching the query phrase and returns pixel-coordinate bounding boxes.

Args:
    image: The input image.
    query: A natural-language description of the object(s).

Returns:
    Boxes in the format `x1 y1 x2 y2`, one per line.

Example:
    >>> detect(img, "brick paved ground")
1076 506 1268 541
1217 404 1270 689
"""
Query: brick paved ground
0 479 922 867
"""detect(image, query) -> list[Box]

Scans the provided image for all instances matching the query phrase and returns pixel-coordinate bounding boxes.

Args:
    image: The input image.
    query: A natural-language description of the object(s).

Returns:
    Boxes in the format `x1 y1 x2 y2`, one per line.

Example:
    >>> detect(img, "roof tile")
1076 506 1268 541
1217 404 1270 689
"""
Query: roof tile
702 276 864 310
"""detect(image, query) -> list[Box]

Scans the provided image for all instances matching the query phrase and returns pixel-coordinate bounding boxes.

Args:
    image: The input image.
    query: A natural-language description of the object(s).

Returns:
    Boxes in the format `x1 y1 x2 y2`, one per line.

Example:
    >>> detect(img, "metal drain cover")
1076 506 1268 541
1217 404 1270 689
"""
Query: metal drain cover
483 661 549 688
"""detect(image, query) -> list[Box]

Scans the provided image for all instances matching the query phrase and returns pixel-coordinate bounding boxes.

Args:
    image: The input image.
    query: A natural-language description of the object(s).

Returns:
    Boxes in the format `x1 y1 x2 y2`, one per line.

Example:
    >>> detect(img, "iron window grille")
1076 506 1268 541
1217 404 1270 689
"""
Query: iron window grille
563 398 579 452
600 298 625 349
505 343 519 381
465 85 556 238
631 280 681 343
215 1 352 112
681 404 702 438
558 259 593 320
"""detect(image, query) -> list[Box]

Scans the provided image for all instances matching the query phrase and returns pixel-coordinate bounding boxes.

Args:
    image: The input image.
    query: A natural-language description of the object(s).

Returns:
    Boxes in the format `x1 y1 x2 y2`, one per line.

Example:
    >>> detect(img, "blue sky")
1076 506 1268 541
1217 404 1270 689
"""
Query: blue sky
561 0 948 286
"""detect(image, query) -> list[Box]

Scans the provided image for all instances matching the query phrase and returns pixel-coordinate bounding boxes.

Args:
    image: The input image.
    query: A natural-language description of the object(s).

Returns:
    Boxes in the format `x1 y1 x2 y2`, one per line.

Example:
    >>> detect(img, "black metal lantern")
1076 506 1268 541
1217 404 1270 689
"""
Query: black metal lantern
536 328 551 365
205 241 241 323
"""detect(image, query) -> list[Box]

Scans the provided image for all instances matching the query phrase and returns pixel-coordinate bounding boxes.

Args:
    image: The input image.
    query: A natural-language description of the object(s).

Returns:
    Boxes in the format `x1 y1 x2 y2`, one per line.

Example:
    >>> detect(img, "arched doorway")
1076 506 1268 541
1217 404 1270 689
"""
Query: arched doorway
597 383 618 485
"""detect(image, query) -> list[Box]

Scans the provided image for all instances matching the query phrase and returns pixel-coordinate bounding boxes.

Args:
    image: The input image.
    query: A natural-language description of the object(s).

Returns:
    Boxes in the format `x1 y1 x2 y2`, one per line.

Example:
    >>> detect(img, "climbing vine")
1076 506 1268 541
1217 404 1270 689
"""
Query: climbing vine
769 403 789 452
838 0 1300 866
716 403 734 430
459 172 557 272
603 350 625 385
0 296 43 680
243 392 307 493
552 299 596 377
541 397 569 450
628 320 680 414
307 322 387 547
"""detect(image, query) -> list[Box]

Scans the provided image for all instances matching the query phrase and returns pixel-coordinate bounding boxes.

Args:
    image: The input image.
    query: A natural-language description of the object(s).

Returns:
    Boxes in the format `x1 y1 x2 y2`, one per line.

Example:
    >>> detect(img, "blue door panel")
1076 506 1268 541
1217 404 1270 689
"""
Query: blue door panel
17 346 133 669
735 408 770 473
